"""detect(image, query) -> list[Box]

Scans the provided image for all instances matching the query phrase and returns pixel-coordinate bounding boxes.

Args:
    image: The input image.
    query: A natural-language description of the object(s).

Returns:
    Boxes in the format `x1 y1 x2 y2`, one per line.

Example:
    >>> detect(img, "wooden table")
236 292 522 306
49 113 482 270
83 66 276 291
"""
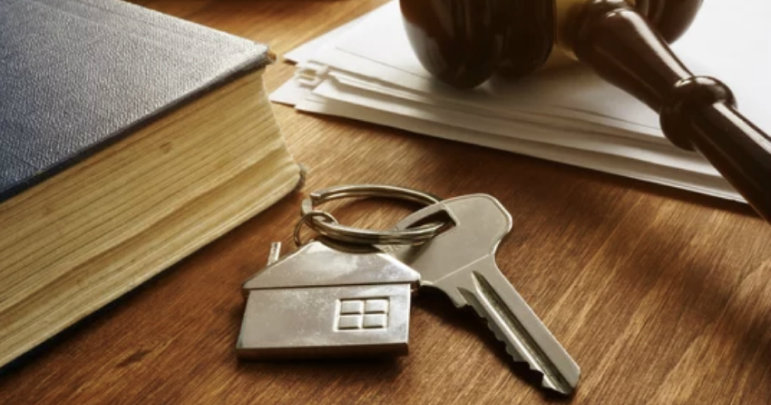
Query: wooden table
2 1 769 403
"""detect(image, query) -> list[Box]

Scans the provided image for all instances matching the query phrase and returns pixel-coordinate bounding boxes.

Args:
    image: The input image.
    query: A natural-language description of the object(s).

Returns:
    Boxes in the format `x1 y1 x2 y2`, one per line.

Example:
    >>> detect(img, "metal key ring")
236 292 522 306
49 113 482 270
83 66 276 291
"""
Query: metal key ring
300 184 443 245
293 210 338 247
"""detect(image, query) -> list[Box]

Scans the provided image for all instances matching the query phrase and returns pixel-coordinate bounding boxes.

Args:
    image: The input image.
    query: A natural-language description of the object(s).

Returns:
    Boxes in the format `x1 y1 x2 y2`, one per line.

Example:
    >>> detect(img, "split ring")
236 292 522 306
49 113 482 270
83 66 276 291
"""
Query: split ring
299 184 443 245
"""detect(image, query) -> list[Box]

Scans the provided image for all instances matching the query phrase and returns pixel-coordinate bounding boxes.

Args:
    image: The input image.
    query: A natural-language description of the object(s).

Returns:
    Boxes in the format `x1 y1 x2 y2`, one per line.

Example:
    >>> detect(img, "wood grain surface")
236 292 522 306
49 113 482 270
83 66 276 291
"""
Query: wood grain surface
1 1 769 404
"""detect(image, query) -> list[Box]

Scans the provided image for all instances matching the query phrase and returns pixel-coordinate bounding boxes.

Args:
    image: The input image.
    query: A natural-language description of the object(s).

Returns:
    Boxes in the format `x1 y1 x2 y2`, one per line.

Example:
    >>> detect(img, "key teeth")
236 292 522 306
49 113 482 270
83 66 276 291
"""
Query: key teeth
462 291 572 395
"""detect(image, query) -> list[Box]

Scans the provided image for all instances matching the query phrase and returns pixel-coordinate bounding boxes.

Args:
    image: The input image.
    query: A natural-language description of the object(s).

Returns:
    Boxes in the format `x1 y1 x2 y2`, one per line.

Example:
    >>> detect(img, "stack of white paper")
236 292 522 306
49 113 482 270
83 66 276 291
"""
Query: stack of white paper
272 1 771 202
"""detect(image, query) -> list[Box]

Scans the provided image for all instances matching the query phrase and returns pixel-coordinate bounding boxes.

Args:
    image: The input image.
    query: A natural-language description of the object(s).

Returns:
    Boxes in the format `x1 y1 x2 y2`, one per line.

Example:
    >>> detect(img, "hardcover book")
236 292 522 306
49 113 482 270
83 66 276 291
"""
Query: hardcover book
0 0 302 367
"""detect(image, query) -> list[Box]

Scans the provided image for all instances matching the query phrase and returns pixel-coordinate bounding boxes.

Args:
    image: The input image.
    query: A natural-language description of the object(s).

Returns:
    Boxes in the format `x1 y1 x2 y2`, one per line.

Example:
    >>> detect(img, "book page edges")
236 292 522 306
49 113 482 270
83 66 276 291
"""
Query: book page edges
0 68 302 367
0 151 300 368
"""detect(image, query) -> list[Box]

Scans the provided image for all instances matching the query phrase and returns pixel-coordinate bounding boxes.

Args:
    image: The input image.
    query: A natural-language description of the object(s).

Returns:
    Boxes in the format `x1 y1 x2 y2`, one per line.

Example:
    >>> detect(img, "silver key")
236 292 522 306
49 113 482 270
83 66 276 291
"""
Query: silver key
379 194 580 395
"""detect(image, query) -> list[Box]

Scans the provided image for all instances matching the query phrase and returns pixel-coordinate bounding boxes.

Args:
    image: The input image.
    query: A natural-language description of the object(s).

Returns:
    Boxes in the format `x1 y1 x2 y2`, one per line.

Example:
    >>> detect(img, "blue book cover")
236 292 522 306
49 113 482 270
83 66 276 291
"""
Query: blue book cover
0 0 272 201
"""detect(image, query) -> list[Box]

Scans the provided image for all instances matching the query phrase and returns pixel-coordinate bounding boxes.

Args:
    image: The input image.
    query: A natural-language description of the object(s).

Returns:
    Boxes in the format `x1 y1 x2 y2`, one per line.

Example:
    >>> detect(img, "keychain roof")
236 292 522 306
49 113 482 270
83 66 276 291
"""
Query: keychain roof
242 241 420 290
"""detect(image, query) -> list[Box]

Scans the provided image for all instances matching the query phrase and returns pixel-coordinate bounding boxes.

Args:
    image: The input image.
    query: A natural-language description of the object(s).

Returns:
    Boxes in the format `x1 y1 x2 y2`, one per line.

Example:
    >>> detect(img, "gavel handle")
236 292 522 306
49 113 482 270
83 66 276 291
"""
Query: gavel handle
568 0 771 221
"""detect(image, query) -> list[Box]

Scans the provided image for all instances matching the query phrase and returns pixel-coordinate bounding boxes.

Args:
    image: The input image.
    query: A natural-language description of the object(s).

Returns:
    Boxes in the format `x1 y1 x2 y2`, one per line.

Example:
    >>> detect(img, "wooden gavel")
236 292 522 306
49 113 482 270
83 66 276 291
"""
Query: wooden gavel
401 0 771 221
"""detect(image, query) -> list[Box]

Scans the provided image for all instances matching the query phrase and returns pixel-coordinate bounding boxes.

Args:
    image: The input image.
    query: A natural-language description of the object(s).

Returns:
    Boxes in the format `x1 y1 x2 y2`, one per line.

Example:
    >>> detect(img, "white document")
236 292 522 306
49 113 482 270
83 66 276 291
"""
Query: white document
295 92 739 201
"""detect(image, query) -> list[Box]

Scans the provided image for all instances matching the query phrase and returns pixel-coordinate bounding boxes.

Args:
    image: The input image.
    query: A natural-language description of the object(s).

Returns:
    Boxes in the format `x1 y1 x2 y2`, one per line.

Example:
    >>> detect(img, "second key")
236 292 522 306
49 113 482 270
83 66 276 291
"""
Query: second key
378 194 580 395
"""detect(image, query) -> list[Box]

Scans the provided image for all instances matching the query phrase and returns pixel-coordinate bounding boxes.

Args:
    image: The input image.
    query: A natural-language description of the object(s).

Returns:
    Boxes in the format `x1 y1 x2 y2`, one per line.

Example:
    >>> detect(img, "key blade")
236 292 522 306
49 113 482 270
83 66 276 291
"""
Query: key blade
456 260 580 395
380 194 580 394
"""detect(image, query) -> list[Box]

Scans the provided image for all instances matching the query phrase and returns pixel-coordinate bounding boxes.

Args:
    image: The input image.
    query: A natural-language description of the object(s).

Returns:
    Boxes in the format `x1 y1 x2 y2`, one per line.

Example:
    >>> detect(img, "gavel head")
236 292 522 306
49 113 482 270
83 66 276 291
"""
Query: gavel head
400 0 703 88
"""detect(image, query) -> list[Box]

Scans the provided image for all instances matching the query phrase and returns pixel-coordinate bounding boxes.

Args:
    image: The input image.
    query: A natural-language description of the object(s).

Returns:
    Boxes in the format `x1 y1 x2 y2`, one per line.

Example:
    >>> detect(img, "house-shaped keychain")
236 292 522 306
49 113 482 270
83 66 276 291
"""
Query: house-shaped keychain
236 241 420 358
